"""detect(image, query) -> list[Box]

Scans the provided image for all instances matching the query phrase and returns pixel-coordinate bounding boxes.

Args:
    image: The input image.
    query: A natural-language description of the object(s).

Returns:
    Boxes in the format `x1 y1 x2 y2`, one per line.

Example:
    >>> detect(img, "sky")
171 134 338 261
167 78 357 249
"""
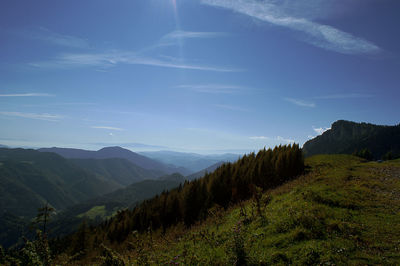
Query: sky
0 0 399 154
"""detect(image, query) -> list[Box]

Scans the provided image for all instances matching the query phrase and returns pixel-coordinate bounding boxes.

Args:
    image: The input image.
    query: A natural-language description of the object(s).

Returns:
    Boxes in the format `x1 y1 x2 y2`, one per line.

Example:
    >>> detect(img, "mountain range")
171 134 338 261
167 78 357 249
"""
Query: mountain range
139 150 239 172
0 146 190 247
0 146 216 248
38 146 192 176
0 148 119 218
4 119 400 250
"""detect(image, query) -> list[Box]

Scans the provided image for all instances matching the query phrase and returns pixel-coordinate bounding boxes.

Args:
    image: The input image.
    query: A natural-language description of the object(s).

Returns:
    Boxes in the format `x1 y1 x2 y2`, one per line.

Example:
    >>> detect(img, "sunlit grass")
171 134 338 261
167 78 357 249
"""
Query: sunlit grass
77 206 106 220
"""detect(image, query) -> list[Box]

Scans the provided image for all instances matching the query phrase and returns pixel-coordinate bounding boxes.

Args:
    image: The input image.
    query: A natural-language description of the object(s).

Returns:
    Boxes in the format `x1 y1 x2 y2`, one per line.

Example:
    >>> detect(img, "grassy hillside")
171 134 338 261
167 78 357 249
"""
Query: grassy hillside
52 154 400 265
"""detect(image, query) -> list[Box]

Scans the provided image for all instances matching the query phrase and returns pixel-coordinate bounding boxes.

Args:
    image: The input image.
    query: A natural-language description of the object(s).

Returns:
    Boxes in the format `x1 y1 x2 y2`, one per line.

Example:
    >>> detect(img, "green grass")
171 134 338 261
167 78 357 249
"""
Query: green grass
57 155 400 265
77 205 107 220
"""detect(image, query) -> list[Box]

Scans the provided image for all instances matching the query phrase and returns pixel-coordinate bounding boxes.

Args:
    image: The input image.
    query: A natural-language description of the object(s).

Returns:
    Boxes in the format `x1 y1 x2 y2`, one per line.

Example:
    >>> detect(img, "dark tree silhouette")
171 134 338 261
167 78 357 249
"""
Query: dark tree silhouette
35 202 55 237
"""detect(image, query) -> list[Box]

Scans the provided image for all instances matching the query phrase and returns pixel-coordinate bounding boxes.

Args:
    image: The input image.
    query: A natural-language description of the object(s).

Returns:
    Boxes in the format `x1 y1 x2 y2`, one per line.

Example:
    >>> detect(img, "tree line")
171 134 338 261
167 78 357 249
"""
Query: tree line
100 144 304 243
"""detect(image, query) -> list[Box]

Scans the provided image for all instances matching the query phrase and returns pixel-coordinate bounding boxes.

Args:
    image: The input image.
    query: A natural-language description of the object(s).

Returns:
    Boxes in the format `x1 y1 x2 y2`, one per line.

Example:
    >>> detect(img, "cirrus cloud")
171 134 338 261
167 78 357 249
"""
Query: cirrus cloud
284 97 315 108
0 93 54 97
202 0 381 55
0 111 62 121
91 126 124 131
29 52 239 72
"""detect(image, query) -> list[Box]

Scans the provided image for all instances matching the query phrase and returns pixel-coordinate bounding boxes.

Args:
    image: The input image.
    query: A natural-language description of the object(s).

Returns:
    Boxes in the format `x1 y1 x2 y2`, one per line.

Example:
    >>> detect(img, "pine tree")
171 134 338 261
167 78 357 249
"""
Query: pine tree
35 202 55 237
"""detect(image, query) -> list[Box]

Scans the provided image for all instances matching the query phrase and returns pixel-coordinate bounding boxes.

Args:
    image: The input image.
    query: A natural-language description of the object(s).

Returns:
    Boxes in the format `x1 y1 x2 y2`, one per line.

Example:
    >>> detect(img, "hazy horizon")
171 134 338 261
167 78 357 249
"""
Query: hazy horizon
0 142 254 156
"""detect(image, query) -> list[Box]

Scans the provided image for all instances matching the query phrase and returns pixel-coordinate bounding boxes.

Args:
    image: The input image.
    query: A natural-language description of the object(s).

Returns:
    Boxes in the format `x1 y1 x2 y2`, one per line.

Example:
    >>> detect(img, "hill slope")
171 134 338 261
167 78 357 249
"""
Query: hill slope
69 158 160 187
129 155 400 265
0 148 119 218
5 147 400 264
48 154 400 265
303 120 400 159
44 173 185 240
92 173 185 208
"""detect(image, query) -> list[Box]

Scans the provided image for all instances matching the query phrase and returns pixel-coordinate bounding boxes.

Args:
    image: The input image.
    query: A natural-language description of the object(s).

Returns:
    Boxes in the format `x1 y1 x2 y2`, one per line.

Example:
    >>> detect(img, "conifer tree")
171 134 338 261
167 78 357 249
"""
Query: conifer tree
35 202 55 237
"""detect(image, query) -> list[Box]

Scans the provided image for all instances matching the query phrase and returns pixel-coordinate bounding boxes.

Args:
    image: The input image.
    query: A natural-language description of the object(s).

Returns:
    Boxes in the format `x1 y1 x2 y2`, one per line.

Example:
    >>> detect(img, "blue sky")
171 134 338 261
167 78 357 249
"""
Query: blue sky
0 0 399 153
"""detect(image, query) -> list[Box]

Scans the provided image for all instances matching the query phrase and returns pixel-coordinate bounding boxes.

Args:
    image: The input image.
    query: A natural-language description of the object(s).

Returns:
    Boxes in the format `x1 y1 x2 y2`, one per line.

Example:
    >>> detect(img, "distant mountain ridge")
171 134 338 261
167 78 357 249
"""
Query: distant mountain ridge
303 120 400 159
69 158 161 187
0 148 120 218
139 150 239 172
186 161 226 180
38 146 191 175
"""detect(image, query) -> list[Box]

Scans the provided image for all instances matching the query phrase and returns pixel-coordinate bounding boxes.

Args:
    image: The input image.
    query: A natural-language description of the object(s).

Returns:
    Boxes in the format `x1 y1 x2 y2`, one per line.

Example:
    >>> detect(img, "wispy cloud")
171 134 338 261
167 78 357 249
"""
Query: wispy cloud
0 111 62 121
21 102 96 108
313 93 373 99
36 27 89 48
178 84 245 94
91 126 124 131
249 136 269 140
129 56 238 72
0 93 54 97
29 52 239 72
137 30 227 53
47 102 95 106
202 0 381 54
122 29 229 64
284 97 315 108
312 126 330 135
159 30 227 46
214 104 249 112
11 27 89 49
249 135 294 143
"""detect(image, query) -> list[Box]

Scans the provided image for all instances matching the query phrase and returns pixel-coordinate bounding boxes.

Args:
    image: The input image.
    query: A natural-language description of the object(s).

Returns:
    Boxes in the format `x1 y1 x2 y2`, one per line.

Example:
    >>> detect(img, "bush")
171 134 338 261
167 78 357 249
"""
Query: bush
228 220 247 265
99 244 125 266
